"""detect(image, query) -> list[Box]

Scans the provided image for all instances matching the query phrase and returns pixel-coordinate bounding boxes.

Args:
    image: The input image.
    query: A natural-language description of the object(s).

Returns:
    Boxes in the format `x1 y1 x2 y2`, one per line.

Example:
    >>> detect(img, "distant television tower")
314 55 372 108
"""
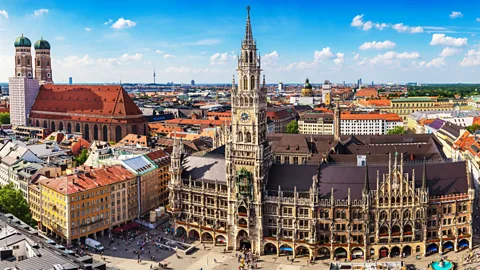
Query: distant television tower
153 69 156 84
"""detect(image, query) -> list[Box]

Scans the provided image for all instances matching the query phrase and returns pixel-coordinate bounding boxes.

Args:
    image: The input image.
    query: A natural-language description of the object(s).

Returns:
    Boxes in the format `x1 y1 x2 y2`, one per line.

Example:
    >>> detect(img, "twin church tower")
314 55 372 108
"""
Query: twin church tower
13 34 53 82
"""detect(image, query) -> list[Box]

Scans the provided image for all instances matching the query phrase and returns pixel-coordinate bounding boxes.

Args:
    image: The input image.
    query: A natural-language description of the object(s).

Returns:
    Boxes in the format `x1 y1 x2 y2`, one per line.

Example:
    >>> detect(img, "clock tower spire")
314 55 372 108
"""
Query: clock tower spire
225 6 272 254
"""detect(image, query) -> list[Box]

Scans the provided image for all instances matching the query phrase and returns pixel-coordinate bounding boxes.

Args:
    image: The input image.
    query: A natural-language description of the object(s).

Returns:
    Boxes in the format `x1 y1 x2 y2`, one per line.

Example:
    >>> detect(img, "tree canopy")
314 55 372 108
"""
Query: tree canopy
286 120 299 134
74 148 89 166
407 85 480 99
387 126 406 135
466 124 480 133
0 184 34 226
0 112 10 124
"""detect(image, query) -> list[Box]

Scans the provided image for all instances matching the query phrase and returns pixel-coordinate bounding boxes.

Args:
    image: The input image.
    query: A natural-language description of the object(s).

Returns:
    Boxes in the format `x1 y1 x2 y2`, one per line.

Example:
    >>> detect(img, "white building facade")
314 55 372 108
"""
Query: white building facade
340 115 403 135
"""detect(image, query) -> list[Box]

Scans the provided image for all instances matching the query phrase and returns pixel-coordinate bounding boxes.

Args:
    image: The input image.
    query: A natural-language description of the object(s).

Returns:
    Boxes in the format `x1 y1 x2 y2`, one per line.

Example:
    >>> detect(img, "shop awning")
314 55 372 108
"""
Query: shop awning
352 250 364 256
443 242 453 249
280 247 293 252
459 241 468 247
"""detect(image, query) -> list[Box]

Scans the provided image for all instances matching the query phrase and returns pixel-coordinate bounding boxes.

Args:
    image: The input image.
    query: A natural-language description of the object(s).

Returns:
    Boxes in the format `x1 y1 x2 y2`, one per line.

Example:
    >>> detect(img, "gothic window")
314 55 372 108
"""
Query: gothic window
246 132 251 143
238 132 243 142
392 210 399 220
17 57 20 65
27 59 30 66
379 197 383 205
396 197 400 204
244 51 248 63
84 124 90 141
67 123 72 133
249 51 253 63
250 75 255 90
35 120 39 127
37 59 40 66
93 125 99 140
115 125 122 142
416 210 422 219
335 210 341 219
391 197 395 204
403 196 407 204
341 210 346 219
59 122 63 131
43 120 47 128
408 196 412 203
243 76 248 90
249 97 253 105
380 211 387 220
404 210 410 219
103 125 108 141
75 123 80 133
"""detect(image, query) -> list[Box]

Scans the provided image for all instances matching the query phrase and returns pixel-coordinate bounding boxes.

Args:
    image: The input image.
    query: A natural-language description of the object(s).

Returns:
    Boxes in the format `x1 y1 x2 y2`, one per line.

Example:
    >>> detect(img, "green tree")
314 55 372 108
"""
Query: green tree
387 126 406 135
0 112 10 124
74 148 89 166
286 120 299 134
466 124 480 133
0 184 35 226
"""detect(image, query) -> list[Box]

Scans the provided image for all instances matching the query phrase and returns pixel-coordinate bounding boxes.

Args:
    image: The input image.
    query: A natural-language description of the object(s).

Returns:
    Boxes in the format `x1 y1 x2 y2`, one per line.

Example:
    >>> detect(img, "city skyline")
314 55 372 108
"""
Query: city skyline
3 0 480 83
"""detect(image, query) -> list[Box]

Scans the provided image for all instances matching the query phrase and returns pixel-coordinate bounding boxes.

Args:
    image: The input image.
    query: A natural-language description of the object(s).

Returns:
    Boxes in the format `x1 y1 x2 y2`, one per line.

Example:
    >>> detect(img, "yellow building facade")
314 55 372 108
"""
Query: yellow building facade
384 97 454 121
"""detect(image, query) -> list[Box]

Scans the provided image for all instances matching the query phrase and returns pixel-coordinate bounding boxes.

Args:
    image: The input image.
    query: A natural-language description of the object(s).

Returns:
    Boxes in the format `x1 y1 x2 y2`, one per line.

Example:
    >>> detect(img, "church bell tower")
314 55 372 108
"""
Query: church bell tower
225 6 272 254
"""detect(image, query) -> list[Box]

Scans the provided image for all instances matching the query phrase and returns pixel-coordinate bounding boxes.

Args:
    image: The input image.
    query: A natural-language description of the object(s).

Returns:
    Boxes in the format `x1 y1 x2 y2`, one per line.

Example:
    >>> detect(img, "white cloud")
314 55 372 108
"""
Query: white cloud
0 10 8 19
375 23 388 30
111 18 136 29
425 57 445 68
430 33 467 47
54 36 65 41
440 47 461 57
119 53 143 61
477 18 480 22
33 9 49 17
353 53 360 60
164 54 175 59
460 49 480 66
370 51 420 65
104 19 113 25
210 52 236 65
155 50 164 54
449 11 463 19
351 14 365 27
392 23 423 34
84 27 91 32
334 53 345 65
362 21 373 31
314 47 334 60
263 51 279 67
359 40 396 50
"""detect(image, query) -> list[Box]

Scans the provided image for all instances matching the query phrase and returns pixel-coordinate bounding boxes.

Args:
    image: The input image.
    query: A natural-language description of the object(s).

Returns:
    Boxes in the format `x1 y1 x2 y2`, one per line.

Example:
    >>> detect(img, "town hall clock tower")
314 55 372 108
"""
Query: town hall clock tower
225 6 272 253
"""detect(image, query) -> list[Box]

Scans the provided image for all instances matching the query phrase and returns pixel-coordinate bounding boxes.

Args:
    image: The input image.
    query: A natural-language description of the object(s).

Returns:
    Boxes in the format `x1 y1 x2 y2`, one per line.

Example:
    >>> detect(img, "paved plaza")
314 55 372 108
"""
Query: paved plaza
92 229 479 270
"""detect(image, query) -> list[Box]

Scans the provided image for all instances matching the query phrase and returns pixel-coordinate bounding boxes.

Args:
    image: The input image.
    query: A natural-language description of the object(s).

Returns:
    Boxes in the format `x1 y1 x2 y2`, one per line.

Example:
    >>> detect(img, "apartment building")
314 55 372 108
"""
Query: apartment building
298 113 334 135
340 113 403 135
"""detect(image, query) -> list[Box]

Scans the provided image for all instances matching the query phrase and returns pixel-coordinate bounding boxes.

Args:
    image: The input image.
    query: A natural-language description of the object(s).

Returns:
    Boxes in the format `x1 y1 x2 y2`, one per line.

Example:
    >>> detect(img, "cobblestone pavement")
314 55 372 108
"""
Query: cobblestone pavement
93 228 479 270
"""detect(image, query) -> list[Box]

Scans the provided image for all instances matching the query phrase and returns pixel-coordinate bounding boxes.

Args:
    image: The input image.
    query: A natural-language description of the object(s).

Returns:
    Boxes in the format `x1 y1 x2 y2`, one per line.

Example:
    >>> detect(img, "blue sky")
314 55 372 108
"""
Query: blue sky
2 0 480 83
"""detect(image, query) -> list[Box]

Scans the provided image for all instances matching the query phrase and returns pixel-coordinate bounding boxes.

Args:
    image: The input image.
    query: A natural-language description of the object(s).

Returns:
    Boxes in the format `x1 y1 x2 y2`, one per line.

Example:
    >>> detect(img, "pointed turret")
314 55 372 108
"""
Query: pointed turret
244 6 254 45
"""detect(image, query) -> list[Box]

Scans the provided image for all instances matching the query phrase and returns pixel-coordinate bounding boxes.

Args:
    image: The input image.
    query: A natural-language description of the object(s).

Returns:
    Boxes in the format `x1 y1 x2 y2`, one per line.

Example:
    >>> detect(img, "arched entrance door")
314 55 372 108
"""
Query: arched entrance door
239 238 251 250
201 232 213 243
402 246 412 257
379 247 389 258
390 247 400 257
443 241 454 253
295 246 309 258
352 248 364 260
458 239 469 251
215 235 226 245
334 247 347 260
316 247 330 260
264 243 277 255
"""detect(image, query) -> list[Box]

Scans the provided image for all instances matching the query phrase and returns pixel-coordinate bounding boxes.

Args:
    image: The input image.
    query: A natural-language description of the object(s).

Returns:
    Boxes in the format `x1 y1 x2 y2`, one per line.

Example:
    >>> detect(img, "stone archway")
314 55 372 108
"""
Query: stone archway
188 229 200 239
239 238 251 250
379 247 389 258
279 244 293 256
334 247 347 260
316 247 330 260
426 243 439 256
458 239 469 251
403 245 412 257
264 242 277 255
175 226 187 237
215 235 226 245
351 248 364 260
390 246 400 257
295 245 310 258
201 232 213 243
443 241 454 253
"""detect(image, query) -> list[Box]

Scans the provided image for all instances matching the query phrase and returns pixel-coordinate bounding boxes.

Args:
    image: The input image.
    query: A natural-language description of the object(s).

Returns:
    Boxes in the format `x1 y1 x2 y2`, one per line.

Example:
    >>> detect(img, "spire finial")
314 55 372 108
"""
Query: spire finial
244 6 253 44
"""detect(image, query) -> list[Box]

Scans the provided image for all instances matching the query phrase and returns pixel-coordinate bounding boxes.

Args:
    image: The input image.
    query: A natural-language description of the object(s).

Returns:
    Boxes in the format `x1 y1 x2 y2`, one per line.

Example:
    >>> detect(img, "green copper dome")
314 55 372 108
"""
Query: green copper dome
303 77 312 89
14 34 32 47
34 38 51 50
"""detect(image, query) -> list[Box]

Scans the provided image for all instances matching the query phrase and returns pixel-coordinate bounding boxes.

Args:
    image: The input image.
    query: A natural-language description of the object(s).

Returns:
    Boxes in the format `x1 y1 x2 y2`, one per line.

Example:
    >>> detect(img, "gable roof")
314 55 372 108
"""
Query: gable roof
30 84 146 124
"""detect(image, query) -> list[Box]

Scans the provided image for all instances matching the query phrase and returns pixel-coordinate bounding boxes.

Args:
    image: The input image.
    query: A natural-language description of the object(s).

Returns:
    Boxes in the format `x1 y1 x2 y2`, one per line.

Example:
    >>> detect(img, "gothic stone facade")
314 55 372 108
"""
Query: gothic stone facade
167 7 475 261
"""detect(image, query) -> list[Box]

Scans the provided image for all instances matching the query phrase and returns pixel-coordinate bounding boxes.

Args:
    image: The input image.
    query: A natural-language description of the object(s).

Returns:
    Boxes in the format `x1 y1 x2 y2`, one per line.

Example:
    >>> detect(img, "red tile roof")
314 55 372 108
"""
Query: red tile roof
355 88 378 98
38 165 135 195
30 85 146 124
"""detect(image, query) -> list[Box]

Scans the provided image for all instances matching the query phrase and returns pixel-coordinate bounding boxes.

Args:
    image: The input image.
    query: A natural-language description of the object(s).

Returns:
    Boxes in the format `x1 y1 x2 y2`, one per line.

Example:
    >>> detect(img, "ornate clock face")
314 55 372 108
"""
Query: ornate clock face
240 112 250 122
